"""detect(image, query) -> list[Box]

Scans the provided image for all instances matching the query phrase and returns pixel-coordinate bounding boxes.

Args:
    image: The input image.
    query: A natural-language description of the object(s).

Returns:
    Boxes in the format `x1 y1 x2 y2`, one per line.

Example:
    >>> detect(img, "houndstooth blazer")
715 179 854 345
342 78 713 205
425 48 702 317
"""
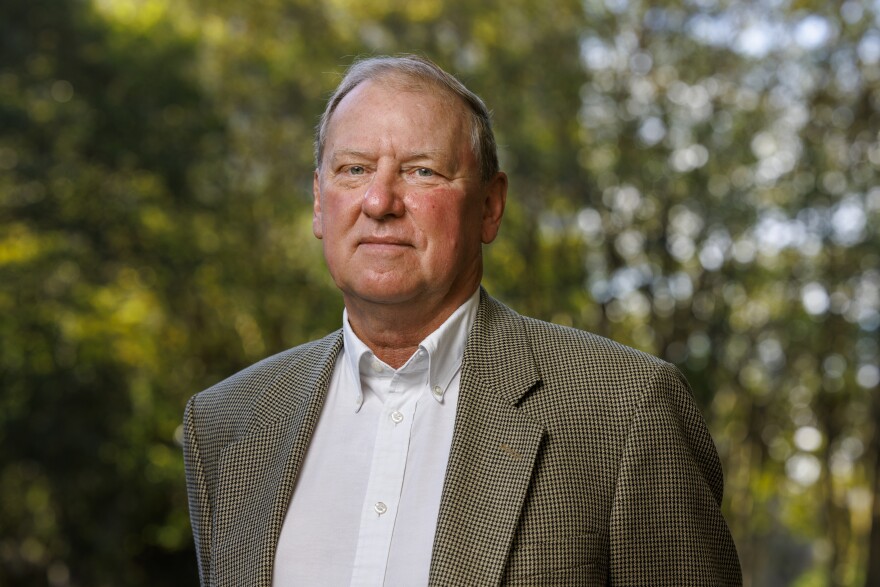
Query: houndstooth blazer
183 289 742 586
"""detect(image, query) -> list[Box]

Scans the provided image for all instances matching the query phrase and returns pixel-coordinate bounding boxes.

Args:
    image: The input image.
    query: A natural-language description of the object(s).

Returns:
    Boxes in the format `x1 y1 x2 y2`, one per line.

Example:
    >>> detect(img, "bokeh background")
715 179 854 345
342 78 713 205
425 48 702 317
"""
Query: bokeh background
2 0 879 585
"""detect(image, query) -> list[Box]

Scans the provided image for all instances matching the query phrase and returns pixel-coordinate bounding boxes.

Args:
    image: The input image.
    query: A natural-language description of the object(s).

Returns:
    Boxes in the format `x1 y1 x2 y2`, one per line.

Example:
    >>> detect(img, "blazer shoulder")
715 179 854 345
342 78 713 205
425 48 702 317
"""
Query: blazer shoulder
186 330 343 436
519 313 668 377
475 293 677 397
472 294 690 425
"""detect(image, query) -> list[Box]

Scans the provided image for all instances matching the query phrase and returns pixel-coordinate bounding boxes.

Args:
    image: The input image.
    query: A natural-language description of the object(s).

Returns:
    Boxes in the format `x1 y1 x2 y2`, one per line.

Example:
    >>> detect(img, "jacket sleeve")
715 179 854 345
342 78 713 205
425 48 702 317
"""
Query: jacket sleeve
608 362 742 586
183 396 213 587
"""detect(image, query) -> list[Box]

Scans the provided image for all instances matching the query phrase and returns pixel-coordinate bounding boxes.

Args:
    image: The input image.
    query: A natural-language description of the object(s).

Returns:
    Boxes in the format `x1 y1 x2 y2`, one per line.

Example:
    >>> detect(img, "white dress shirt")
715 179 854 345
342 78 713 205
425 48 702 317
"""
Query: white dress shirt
272 289 479 586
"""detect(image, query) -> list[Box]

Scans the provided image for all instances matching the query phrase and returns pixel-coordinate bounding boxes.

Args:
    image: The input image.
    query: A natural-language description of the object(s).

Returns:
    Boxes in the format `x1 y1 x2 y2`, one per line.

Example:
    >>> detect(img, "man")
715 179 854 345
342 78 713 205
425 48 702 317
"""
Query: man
183 55 741 586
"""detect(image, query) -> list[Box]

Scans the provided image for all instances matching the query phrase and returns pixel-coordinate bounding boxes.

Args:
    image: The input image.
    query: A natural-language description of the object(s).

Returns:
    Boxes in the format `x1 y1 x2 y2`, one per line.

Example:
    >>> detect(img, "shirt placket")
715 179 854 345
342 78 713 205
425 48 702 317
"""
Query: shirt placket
350 363 423 586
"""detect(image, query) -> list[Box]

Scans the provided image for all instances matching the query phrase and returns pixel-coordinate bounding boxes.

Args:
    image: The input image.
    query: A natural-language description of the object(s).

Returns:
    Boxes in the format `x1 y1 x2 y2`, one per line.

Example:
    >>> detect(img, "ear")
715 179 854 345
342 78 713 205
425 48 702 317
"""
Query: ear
312 169 323 240
480 171 507 244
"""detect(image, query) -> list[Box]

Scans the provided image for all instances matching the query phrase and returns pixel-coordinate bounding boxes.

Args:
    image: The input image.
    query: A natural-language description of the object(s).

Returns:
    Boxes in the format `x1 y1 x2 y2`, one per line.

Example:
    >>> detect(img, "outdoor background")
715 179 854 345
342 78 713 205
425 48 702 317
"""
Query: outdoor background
2 0 878 585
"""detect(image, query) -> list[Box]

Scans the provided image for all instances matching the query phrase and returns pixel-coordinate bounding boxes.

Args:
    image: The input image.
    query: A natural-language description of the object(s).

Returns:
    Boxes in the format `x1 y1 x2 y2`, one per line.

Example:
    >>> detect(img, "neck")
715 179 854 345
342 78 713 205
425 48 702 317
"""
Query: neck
344 287 478 369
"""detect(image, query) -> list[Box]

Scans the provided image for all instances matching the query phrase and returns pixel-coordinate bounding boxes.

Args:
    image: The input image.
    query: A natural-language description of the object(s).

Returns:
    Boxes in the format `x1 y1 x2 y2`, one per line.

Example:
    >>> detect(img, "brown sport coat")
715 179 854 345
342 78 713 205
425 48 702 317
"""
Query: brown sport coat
183 289 742 585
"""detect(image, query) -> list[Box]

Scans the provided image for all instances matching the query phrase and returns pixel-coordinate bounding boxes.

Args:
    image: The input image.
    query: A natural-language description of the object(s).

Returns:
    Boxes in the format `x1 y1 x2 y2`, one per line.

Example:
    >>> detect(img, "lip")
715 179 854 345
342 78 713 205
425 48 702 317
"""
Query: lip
358 236 412 247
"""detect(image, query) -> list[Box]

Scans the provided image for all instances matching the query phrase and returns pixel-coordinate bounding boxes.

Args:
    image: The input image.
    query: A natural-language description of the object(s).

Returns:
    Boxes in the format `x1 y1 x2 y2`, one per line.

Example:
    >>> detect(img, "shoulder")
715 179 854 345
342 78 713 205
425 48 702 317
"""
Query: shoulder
521 314 665 374
519 314 689 417
480 292 671 384
481 294 718 480
476 293 696 431
186 330 343 433
519 313 694 422
521 315 688 399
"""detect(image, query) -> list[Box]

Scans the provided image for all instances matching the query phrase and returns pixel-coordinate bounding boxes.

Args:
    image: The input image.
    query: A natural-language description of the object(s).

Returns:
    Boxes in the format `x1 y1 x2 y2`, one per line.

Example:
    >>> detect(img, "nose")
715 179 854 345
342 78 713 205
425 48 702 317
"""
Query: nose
362 168 405 220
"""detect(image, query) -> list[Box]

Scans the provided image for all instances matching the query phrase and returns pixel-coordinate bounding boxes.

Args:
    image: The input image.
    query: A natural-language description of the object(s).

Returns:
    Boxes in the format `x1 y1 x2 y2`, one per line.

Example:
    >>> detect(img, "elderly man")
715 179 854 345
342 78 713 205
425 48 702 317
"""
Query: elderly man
183 55 741 586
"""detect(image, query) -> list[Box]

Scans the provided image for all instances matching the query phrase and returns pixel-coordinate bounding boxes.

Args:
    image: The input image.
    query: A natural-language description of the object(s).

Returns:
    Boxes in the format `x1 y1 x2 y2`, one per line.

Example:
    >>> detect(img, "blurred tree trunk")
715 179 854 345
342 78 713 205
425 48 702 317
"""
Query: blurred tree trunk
865 396 880 587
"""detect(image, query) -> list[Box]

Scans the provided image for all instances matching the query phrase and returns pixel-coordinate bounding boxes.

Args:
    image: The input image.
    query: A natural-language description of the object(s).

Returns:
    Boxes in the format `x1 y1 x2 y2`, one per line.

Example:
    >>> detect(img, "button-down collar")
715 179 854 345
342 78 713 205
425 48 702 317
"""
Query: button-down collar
341 288 480 412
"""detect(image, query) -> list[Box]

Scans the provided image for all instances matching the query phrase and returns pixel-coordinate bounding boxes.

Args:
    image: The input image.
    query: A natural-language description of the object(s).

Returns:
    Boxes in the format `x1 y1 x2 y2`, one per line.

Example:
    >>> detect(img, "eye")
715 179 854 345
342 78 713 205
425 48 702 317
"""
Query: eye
415 168 434 177
346 165 366 175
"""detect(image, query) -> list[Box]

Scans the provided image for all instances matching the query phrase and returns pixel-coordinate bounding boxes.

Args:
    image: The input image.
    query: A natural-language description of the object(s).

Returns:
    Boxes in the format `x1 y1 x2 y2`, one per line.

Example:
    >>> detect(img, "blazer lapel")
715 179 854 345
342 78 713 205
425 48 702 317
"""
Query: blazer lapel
210 333 343 587
429 291 545 586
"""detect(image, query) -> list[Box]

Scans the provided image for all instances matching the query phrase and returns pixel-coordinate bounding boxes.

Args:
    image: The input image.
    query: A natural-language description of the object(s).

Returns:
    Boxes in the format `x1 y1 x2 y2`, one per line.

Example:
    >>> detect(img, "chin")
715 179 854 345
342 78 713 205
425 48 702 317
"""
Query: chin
343 280 423 305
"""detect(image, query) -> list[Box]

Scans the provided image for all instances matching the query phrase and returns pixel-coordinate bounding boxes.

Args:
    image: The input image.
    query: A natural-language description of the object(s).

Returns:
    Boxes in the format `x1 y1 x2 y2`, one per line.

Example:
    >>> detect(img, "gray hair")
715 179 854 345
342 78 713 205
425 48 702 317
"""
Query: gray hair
314 55 499 182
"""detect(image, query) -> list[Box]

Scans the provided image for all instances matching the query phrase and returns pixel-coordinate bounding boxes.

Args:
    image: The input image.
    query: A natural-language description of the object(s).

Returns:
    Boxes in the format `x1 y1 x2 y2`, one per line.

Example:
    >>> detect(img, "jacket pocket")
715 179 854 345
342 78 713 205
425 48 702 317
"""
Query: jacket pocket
503 532 606 586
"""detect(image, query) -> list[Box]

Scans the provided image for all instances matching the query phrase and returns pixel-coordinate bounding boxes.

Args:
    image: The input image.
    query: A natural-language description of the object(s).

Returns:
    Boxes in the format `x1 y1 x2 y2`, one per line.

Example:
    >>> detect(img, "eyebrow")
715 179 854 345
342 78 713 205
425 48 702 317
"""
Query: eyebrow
328 149 373 163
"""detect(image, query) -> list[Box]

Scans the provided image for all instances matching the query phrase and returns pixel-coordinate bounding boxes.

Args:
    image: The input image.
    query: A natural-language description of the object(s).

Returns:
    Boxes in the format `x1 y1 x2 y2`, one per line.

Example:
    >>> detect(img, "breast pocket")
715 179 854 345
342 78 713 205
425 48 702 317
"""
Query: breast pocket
503 532 606 586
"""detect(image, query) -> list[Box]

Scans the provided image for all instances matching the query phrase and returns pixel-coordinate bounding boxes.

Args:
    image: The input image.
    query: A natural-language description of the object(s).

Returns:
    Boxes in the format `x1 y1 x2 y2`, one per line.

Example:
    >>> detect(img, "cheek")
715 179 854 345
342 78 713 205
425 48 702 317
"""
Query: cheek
410 188 471 225
413 201 459 246
321 193 360 229
420 204 483 265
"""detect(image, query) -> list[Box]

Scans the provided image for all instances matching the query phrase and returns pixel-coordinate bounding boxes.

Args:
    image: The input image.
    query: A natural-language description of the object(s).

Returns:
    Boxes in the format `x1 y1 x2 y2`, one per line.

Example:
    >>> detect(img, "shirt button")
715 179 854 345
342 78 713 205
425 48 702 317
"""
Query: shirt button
432 385 443 399
374 502 388 515
390 411 404 424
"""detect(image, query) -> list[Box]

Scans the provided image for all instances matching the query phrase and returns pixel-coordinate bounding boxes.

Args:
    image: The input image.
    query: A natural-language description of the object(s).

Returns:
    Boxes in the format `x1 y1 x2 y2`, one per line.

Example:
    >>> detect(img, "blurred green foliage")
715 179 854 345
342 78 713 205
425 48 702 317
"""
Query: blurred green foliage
2 0 878 585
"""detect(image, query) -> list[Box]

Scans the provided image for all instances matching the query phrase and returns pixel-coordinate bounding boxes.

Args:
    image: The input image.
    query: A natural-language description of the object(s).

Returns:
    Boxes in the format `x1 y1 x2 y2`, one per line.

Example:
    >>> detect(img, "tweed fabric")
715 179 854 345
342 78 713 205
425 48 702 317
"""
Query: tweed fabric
184 334 343 586
184 289 741 586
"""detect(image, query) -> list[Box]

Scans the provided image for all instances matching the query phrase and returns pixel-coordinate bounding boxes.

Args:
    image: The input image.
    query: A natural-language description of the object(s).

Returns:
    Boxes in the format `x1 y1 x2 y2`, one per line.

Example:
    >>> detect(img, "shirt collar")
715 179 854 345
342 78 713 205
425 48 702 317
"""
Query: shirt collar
341 288 480 410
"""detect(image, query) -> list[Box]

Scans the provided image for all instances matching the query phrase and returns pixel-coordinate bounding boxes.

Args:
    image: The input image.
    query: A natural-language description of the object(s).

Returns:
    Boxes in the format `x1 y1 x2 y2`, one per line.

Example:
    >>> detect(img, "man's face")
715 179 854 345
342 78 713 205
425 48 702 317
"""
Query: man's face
313 79 506 312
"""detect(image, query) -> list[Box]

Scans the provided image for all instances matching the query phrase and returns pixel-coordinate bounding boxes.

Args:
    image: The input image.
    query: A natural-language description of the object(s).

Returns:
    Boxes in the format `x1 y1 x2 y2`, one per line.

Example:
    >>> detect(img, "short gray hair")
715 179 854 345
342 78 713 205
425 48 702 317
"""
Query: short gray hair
314 55 499 182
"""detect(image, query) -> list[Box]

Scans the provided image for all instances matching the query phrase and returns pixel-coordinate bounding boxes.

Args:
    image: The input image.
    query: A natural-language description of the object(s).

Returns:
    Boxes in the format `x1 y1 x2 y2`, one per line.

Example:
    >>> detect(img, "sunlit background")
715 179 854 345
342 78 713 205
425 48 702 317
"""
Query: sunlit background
2 0 878 585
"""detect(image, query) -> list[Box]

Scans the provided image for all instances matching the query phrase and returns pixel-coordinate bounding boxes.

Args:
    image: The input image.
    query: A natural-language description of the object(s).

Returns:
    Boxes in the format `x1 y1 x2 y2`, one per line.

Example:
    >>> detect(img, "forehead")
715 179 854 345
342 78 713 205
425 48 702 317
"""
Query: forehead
342 72 466 114
325 77 471 144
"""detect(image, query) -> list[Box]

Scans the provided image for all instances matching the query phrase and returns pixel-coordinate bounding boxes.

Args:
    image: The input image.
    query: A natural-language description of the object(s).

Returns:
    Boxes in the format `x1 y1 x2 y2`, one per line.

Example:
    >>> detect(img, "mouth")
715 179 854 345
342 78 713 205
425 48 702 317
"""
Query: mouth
358 237 412 248
357 237 413 257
